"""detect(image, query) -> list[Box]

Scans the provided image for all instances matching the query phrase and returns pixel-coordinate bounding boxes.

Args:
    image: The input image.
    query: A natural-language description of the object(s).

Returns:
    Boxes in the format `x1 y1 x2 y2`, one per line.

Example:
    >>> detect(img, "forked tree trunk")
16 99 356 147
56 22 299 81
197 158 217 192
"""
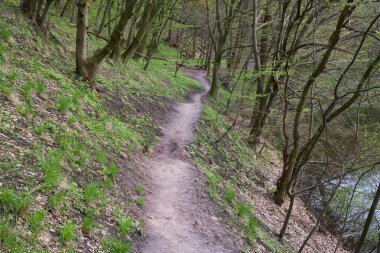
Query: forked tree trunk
122 0 163 63
38 0 54 26
75 0 138 85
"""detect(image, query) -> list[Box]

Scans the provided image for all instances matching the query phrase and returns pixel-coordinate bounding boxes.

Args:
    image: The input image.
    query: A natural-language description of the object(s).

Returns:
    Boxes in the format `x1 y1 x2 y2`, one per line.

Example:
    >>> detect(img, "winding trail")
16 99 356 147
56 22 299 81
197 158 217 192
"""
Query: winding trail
137 69 239 253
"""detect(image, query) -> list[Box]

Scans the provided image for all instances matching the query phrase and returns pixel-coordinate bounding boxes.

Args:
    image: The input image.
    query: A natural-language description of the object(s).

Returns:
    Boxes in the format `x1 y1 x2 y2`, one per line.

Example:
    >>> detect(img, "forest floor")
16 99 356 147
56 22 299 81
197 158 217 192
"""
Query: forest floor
136 69 241 253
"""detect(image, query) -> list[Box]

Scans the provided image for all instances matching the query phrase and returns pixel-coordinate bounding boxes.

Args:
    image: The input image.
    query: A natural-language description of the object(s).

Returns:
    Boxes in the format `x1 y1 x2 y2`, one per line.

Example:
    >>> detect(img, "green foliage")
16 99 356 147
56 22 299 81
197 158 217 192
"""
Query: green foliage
225 187 236 204
236 202 252 217
0 219 25 252
48 190 66 209
102 236 132 253
0 22 12 40
16 102 34 116
106 163 119 180
118 217 134 235
56 95 71 112
59 222 76 245
0 187 32 214
0 158 19 171
95 150 107 164
136 185 144 195
35 80 46 94
40 149 63 187
135 197 145 207
0 78 14 97
21 80 35 102
35 120 56 135
205 170 222 200
82 208 97 234
83 183 103 204
26 210 46 236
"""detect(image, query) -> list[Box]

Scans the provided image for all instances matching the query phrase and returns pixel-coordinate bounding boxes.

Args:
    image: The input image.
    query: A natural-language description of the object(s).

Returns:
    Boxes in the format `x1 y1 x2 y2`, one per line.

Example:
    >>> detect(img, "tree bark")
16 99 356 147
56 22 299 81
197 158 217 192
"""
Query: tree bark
354 183 380 253
97 0 112 35
122 0 163 63
38 0 54 27
60 0 73 17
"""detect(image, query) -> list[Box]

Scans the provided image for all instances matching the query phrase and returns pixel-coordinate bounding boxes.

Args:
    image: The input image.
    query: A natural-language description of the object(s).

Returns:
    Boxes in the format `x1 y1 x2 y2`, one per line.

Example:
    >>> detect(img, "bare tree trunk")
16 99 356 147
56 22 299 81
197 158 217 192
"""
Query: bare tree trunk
354 183 380 253
70 3 76 23
298 177 343 253
97 0 112 35
38 0 54 27
60 0 73 17
206 0 240 97
122 0 163 63
75 0 138 85
75 0 90 81
95 0 104 28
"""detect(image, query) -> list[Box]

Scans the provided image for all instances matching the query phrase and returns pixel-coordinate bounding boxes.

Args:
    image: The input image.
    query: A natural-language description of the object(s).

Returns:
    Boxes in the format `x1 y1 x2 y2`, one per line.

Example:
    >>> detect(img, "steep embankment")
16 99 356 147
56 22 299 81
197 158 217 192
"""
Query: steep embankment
187 89 350 252
0 2 201 252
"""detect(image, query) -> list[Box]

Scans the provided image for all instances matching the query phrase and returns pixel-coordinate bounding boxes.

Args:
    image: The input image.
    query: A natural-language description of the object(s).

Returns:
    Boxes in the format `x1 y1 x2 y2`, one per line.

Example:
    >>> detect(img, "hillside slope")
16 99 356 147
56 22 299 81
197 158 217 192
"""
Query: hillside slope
0 2 202 252
187 91 350 253
0 2 357 253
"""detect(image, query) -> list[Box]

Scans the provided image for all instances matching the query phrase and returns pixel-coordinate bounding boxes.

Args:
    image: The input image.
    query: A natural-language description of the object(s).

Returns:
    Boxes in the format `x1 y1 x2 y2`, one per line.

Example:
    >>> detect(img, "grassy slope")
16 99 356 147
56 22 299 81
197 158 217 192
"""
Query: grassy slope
0 1 202 252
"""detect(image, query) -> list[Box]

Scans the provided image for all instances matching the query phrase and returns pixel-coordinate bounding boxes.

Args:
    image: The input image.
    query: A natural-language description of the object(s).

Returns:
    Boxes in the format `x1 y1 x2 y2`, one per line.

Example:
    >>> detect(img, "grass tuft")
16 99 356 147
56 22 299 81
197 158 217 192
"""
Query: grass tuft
26 210 46 236
59 221 76 245
40 149 63 188
0 187 32 214
83 183 103 205
135 197 145 207
118 217 134 235
102 236 132 253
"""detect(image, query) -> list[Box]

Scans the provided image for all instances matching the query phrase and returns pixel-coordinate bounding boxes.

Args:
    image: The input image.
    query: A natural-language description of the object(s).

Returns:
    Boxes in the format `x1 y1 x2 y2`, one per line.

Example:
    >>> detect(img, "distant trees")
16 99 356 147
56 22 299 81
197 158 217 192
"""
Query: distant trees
206 0 242 97
21 0 55 27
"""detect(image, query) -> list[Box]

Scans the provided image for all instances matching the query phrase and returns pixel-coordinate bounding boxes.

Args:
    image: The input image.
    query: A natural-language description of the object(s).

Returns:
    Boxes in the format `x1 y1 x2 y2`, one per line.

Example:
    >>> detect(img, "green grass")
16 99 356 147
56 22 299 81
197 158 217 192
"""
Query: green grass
59 222 76 245
0 219 25 252
0 187 32 215
102 236 132 253
56 95 71 112
83 183 103 205
225 187 236 204
103 163 119 181
26 210 46 236
188 99 298 252
136 185 143 195
0 77 14 97
118 217 134 235
0 3 206 251
135 197 145 207
205 170 222 200
82 208 97 235
40 149 63 188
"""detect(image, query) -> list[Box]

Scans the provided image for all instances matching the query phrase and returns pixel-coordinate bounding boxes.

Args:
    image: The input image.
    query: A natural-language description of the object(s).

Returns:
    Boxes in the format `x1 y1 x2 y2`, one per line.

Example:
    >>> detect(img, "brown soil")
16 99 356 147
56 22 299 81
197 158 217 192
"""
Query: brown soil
136 69 242 253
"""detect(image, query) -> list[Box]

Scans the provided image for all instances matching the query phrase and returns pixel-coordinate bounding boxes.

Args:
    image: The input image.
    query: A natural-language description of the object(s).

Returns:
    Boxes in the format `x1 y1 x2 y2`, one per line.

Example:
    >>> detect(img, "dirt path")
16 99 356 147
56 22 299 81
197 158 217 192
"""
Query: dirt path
137 69 239 253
